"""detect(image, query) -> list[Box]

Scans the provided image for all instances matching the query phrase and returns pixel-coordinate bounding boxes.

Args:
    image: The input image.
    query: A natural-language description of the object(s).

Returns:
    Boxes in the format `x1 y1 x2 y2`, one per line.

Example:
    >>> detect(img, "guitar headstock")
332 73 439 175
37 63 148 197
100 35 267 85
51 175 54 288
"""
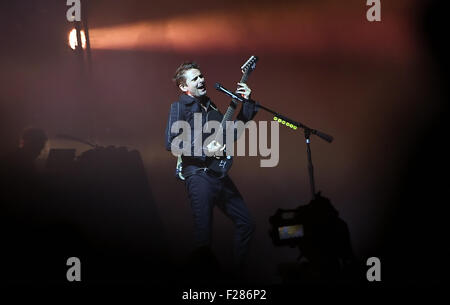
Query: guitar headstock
240 55 258 82
241 55 258 74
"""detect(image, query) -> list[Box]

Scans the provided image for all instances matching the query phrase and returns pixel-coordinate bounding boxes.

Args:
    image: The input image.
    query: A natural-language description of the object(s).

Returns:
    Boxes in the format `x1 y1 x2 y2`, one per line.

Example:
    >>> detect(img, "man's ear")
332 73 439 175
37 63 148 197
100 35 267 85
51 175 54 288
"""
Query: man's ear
179 83 188 93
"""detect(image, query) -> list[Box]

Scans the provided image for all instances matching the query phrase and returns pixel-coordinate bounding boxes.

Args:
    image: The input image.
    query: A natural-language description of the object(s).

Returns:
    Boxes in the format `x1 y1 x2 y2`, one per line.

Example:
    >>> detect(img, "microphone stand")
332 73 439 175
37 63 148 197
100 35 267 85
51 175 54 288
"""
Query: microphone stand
215 83 333 200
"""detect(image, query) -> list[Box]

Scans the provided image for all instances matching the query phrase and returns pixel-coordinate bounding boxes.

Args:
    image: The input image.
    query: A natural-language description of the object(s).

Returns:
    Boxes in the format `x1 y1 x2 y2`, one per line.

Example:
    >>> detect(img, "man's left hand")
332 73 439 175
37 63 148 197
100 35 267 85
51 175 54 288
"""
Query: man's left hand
236 82 251 99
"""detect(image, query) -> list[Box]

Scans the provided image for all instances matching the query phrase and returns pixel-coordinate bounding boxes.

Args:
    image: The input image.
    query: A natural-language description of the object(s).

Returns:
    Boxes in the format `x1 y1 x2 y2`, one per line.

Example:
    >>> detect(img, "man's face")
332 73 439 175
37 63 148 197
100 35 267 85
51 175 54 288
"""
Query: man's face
179 68 206 97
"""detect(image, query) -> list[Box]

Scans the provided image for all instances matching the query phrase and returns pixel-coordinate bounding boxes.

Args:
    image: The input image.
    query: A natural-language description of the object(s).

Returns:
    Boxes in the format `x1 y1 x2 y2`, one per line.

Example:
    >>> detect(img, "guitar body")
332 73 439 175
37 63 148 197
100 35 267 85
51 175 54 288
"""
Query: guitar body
206 155 233 178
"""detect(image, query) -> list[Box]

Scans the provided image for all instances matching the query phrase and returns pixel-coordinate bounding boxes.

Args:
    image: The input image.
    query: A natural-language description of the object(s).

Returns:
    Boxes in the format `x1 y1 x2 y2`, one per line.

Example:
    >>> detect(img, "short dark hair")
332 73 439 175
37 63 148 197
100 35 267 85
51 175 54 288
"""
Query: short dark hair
173 61 200 87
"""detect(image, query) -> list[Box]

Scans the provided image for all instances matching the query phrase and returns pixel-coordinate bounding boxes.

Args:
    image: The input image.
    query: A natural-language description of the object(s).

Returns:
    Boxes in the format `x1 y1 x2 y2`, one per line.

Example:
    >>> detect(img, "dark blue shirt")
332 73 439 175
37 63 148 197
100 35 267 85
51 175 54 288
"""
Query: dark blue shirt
165 94 258 163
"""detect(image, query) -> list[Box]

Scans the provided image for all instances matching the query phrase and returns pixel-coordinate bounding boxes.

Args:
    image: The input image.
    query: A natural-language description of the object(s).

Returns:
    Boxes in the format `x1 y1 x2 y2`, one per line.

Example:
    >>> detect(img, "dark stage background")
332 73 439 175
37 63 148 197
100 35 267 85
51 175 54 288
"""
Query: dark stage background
0 0 448 286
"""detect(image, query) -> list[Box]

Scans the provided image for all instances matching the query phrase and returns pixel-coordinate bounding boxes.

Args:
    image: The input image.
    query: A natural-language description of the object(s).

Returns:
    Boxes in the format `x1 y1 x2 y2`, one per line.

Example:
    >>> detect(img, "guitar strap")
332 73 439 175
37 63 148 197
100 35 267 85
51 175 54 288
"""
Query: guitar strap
167 101 183 150
168 101 185 180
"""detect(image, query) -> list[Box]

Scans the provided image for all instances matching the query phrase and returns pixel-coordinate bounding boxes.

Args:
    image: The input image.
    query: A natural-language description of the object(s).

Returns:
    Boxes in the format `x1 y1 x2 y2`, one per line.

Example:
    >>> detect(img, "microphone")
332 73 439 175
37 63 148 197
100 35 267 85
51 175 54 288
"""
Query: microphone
214 83 247 103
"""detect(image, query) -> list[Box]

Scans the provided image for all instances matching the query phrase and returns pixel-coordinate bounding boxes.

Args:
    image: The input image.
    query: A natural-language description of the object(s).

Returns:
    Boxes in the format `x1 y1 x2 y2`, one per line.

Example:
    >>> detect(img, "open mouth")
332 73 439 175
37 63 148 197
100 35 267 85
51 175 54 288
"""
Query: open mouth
198 84 205 90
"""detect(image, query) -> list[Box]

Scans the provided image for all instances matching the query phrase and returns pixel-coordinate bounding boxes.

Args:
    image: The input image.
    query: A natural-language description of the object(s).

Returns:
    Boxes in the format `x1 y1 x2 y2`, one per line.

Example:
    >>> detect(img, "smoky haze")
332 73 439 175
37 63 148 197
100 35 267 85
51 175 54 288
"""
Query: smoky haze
0 0 447 284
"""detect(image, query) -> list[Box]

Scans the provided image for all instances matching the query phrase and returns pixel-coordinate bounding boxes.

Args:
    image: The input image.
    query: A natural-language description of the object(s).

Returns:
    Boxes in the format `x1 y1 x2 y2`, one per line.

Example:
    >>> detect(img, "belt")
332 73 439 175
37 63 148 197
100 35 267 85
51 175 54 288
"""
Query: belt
182 166 222 179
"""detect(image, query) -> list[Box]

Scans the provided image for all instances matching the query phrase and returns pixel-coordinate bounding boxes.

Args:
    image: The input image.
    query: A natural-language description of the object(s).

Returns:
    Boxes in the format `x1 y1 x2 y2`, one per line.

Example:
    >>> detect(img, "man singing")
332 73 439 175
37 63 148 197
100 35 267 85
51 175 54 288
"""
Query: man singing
165 61 258 277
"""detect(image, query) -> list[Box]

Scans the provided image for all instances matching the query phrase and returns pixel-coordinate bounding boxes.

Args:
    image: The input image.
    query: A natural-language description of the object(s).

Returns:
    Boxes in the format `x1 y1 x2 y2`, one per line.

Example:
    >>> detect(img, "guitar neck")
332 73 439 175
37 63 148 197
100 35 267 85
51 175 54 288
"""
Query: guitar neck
240 72 249 84
220 73 248 128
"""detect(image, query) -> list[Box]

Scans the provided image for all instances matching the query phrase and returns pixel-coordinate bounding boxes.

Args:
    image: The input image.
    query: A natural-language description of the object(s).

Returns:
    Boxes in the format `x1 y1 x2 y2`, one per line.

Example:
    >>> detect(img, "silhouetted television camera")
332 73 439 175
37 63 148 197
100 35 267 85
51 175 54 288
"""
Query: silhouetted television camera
269 207 305 247
270 193 359 282
269 193 339 248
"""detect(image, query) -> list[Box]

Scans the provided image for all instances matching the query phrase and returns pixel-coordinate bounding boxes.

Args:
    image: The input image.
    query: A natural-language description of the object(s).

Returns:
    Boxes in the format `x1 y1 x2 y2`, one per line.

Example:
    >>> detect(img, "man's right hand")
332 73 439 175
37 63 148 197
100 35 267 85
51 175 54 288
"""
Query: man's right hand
206 140 225 156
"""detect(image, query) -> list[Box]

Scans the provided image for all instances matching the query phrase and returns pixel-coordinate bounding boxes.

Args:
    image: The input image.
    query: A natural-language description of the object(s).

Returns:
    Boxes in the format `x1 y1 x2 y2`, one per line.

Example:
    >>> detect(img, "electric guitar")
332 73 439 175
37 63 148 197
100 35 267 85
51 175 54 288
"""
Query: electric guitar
204 56 258 178
176 55 258 180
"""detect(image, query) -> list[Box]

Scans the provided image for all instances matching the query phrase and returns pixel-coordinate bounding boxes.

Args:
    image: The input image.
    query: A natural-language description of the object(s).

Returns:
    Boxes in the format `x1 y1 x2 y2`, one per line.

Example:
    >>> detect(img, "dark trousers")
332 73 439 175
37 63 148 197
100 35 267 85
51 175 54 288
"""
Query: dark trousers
185 170 254 267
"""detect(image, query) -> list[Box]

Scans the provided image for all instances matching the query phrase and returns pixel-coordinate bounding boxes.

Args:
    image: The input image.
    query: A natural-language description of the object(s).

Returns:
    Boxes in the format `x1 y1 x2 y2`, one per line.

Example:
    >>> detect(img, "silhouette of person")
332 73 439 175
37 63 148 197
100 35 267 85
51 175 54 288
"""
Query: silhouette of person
6 127 48 175
1 127 48 211
0 127 48 220
0 127 49 283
